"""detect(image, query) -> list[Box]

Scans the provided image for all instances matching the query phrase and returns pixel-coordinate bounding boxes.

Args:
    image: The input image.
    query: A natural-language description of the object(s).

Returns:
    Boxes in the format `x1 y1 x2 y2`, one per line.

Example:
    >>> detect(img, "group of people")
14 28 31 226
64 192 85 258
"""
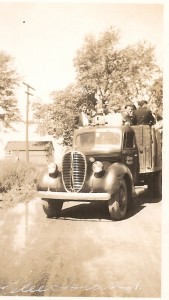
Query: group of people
74 100 163 132
123 100 156 126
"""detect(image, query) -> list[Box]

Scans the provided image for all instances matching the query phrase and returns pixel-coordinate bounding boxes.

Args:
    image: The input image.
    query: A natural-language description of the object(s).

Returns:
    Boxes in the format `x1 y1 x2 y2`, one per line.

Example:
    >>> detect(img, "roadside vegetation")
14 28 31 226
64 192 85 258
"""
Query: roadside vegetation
0 160 39 208
0 51 21 128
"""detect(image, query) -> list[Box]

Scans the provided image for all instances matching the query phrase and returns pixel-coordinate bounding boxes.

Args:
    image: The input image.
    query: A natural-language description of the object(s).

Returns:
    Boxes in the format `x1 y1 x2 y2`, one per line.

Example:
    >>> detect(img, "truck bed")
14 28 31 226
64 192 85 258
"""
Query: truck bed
131 125 162 173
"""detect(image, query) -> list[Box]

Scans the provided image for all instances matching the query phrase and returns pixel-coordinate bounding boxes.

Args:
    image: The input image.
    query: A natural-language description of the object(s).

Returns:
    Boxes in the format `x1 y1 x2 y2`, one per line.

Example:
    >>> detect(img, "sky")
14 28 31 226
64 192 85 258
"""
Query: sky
0 0 163 114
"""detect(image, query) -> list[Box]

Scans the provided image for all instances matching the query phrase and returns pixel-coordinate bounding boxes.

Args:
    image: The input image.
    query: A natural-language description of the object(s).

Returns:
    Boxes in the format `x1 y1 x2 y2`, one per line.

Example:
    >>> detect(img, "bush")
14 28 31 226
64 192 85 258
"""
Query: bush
0 160 39 193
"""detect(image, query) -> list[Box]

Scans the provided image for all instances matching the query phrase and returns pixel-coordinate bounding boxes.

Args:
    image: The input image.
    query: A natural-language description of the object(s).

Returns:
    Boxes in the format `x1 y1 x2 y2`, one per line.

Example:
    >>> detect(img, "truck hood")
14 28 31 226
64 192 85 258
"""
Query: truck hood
74 146 121 157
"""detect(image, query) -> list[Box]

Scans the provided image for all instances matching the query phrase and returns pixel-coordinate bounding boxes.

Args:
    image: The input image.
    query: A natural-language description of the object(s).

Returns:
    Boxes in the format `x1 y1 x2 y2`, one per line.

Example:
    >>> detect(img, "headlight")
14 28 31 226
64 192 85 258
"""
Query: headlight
92 161 103 173
48 162 58 175
89 157 95 163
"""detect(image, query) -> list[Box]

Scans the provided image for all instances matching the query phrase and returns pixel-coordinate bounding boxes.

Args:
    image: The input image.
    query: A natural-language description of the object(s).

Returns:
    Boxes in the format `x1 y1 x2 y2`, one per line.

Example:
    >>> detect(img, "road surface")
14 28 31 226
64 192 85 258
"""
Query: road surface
0 187 161 297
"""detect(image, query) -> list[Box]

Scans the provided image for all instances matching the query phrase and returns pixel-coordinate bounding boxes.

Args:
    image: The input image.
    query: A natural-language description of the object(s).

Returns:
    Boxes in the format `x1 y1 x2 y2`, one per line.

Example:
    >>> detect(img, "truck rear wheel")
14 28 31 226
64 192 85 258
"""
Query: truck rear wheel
155 171 162 197
147 171 162 198
43 199 63 218
108 179 128 221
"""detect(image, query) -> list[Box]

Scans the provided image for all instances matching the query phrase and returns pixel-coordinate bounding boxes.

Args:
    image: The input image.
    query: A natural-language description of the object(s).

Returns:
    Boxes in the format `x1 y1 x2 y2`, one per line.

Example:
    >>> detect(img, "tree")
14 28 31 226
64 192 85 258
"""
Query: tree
33 27 163 145
74 27 162 108
0 51 21 127
32 84 83 145
149 76 163 111
74 27 120 107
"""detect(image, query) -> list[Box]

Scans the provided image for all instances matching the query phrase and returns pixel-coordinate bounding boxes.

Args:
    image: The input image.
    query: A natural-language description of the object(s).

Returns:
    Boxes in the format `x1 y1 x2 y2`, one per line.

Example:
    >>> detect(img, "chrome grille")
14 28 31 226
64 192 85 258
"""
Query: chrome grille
62 151 86 192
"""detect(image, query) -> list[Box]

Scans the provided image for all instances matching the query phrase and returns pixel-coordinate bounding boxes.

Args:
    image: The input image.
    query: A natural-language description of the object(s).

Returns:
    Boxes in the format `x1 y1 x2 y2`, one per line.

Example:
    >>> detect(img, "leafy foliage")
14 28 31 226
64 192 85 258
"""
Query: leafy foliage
0 51 21 127
74 28 120 102
149 76 163 109
74 29 119 98
32 27 163 144
74 28 161 107
33 84 87 145
0 160 38 193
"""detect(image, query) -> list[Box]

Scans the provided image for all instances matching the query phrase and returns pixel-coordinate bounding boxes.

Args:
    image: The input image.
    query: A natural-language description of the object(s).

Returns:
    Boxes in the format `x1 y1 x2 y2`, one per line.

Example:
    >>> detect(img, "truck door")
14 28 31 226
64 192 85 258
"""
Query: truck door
122 130 139 183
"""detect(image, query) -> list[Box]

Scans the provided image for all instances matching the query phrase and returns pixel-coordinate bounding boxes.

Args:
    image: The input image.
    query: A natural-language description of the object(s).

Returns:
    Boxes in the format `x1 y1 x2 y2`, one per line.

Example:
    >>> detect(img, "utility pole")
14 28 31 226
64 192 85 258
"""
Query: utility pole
23 82 35 163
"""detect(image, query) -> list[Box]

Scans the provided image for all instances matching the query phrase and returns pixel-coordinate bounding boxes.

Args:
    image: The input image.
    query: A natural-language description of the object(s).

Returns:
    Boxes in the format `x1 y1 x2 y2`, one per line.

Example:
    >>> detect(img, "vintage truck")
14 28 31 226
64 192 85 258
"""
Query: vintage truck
37 121 162 221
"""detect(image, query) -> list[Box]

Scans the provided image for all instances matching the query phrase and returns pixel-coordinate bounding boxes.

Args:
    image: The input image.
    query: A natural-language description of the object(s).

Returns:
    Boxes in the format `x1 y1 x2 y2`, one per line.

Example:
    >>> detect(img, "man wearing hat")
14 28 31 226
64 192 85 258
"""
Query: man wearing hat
132 100 155 126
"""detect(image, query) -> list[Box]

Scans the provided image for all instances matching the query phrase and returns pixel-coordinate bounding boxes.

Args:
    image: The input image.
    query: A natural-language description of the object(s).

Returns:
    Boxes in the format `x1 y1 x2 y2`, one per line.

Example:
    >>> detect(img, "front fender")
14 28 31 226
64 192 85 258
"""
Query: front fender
37 167 65 192
92 162 134 195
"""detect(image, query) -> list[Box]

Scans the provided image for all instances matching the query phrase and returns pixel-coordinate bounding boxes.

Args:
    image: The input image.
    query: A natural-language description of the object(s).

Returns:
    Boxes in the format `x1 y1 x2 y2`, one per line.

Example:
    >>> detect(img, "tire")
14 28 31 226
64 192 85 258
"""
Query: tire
147 174 154 198
108 179 128 221
154 171 162 197
43 199 63 218
147 171 162 198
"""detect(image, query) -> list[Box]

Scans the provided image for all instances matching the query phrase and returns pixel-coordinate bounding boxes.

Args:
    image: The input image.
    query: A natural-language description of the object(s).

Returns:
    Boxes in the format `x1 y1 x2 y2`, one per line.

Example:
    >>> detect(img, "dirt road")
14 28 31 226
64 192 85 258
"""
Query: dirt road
0 188 161 297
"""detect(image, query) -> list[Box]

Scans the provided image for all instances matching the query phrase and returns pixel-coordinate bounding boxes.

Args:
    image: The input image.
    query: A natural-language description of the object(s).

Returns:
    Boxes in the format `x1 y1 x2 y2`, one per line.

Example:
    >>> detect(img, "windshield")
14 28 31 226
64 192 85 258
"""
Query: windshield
75 130 121 149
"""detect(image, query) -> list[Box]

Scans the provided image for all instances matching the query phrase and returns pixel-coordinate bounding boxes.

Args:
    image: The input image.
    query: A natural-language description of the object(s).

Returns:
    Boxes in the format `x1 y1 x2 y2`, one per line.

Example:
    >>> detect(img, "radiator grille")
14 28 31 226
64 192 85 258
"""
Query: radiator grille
62 151 86 192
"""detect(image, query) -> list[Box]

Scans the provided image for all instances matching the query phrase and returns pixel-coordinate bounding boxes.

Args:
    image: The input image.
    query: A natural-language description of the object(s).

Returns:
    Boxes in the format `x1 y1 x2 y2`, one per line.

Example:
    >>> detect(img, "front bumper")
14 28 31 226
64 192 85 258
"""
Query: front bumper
38 191 111 201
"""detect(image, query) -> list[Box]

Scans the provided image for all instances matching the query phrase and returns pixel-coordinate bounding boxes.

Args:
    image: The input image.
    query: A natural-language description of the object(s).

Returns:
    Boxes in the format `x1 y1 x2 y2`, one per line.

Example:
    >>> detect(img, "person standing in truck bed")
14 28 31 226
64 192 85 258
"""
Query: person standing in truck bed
74 104 90 128
132 100 155 126
122 103 136 125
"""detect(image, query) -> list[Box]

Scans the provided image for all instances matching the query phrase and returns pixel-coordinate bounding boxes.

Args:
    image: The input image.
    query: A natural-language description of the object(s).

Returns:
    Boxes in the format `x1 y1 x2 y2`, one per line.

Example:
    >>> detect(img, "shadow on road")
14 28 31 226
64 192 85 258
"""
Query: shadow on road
127 190 162 219
57 189 162 221
60 201 111 221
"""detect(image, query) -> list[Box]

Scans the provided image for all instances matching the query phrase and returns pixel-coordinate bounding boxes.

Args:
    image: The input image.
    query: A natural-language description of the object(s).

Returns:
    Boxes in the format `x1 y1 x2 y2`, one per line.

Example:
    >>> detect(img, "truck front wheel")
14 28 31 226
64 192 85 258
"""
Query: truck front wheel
108 179 128 221
43 199 63 218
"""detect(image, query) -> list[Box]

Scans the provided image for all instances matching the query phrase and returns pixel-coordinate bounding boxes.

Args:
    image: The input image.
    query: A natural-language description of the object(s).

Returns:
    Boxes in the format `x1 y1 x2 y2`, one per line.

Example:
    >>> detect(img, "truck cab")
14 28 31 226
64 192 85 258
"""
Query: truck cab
37 121 162 221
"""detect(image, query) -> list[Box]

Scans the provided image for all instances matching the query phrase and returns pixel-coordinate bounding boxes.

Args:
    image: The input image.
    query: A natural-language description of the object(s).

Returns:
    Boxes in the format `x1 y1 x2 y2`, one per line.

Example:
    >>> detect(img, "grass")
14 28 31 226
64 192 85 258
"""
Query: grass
0 160 40 208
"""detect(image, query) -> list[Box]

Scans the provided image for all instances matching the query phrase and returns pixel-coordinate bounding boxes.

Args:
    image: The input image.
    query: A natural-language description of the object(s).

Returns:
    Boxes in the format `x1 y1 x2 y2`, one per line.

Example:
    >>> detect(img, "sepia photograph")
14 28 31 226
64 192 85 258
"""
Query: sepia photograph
0 0 168 299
